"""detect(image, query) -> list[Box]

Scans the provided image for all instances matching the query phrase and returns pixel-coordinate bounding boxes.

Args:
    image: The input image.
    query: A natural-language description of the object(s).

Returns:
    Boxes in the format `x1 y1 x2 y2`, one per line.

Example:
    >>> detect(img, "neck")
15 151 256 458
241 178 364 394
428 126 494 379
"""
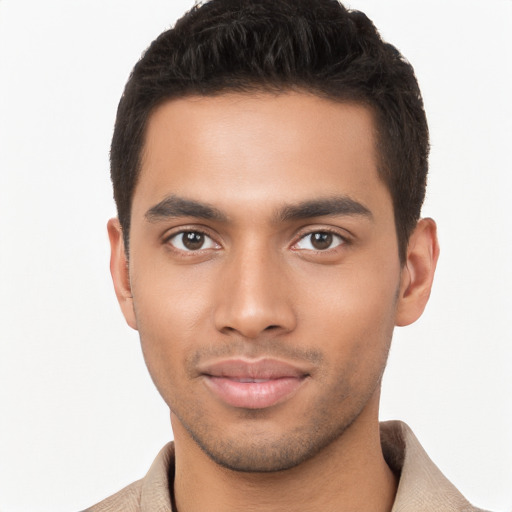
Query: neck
171 395 397 512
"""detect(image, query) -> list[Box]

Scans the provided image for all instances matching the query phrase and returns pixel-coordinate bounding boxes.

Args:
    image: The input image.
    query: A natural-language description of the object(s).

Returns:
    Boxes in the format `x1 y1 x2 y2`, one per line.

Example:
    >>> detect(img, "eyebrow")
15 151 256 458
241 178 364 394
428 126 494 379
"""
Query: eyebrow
145 195 227 222
277 196 373 222
144 194 372 224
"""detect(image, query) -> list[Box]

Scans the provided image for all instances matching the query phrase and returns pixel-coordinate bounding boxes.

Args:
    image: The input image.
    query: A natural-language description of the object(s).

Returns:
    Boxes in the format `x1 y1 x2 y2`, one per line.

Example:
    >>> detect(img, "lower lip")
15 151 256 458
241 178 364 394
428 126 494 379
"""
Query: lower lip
204 376 306 409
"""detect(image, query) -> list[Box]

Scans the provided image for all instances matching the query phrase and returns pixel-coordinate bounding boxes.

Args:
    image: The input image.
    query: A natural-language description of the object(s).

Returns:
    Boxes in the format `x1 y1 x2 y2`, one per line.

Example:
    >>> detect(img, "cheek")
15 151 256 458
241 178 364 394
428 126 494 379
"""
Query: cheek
296 252 400 370
129 261 216 394
299 253 401 327
132 254 216 333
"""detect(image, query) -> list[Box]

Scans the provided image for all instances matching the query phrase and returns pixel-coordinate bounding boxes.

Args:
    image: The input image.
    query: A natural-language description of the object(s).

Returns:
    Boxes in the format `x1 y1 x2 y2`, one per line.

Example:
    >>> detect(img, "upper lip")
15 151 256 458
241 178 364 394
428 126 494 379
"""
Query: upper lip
197 358 310 380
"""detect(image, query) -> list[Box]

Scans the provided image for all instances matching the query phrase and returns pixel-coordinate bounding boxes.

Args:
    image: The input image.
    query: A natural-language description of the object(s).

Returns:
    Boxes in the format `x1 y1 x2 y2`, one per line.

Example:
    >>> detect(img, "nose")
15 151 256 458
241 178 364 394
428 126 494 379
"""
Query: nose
214 243 297 339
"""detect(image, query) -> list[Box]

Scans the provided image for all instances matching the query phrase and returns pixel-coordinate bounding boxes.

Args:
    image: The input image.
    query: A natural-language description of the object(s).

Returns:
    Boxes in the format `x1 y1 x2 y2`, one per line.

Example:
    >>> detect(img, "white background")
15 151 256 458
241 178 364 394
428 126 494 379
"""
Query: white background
0 1 511 510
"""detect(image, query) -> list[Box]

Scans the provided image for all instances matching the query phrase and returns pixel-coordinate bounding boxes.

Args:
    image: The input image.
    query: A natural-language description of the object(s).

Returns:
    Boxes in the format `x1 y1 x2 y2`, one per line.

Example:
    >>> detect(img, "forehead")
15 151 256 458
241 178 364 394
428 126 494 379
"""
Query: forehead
134 92 390 220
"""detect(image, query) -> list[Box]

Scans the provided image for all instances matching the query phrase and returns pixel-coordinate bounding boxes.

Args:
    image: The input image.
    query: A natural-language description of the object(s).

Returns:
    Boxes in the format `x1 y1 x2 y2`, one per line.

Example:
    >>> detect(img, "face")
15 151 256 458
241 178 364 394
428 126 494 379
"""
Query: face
111 93 417 472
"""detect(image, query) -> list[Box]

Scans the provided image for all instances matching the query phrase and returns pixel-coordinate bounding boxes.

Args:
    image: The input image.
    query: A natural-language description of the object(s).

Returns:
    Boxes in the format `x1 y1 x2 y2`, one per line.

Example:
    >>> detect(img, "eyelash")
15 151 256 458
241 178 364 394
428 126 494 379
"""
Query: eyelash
291 228 349 252
163 227 351 255
164 228 220 254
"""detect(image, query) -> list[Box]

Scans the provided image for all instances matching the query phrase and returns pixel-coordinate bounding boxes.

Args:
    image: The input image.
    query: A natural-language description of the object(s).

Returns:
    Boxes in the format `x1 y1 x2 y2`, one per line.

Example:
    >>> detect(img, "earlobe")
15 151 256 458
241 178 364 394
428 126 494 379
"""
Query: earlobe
395 218 440 327
107 218 138 330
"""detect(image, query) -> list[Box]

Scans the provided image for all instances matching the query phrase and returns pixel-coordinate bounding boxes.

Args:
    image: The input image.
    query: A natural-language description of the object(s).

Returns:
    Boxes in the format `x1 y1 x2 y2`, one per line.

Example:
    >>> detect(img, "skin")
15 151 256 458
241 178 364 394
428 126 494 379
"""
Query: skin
108 92 439 512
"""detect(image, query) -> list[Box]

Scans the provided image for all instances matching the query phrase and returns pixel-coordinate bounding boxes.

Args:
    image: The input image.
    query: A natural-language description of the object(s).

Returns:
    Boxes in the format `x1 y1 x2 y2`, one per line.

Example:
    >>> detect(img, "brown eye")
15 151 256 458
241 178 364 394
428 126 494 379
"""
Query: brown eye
182 232 205 250
168 231 218 252
294 231 344 251
311 232 333 250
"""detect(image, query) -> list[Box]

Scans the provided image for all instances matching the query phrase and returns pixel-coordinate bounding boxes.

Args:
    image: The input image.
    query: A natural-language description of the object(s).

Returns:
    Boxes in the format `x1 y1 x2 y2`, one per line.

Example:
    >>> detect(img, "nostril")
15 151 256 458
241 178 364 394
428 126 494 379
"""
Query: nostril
264 325 280 331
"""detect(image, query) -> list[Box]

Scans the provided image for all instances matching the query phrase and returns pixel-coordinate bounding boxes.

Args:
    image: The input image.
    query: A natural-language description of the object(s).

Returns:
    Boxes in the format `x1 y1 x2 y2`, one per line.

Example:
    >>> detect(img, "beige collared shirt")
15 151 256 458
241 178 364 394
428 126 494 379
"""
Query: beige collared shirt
84 421 488 512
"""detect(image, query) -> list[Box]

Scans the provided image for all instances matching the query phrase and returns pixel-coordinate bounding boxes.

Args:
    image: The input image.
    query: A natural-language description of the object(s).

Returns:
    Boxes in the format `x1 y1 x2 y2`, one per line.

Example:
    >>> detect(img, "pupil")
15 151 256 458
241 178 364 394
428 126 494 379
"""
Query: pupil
183 232 204 250
312 232 332 250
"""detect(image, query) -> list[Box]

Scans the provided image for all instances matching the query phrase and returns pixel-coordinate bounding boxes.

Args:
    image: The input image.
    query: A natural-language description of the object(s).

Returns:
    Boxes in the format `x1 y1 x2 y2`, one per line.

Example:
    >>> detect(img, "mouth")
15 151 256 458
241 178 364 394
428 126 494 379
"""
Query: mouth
199 358 310 409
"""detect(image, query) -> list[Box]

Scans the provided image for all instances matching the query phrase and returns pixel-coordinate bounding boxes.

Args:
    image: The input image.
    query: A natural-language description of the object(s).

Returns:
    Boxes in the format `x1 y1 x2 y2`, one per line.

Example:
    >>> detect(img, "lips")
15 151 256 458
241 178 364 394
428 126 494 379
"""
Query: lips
199 358 309 409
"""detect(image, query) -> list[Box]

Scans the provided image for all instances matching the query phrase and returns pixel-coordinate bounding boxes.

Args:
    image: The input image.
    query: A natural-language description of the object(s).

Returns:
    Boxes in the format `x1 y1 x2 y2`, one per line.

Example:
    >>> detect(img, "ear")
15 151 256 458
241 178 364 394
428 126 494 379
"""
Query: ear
107 218 138 330
395 218 440 327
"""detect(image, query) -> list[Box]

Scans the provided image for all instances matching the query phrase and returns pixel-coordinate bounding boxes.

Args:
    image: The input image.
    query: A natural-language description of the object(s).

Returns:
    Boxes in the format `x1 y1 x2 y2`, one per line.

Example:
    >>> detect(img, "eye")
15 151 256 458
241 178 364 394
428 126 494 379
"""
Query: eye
167 231 219 252
294 231 345 251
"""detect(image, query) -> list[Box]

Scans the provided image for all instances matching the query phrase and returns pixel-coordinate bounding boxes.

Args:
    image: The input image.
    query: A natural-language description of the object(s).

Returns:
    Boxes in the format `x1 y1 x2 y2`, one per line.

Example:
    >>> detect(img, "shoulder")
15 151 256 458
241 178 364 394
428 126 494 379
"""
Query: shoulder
81 442 175 511
80 479 143 512
381 421 490 512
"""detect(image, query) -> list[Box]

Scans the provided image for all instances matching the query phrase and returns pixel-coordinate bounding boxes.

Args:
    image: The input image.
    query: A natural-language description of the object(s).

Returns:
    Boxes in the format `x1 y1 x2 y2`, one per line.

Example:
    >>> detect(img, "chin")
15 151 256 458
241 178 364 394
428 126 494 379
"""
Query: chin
177 405 359 473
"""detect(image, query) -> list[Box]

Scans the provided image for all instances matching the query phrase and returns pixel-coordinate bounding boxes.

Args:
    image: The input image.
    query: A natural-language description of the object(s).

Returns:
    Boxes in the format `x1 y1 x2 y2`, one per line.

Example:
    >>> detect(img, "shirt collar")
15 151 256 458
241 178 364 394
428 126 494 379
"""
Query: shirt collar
140 421 481 512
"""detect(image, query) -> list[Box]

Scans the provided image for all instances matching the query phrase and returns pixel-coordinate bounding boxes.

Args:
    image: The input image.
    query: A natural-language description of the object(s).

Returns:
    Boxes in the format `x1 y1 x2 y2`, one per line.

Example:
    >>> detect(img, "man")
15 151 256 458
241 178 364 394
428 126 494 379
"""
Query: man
85 0 485 510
